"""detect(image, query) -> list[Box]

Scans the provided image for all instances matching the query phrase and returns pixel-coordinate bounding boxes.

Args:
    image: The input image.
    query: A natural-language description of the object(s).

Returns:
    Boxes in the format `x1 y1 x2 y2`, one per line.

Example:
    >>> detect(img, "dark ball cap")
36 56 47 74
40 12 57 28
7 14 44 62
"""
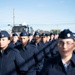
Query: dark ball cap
73 33 75 38
34 31 41 37
50 33 54 36
41 33 47 37
28 33 33 36
58 29 74 39
12 33 18 36
0 30 10 38
20 31 28 36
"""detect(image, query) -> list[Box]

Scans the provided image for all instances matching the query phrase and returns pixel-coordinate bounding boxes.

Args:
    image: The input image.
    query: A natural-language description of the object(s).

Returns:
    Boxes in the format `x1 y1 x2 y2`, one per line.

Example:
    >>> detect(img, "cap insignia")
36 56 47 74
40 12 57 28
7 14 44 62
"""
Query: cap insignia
67 33 70 37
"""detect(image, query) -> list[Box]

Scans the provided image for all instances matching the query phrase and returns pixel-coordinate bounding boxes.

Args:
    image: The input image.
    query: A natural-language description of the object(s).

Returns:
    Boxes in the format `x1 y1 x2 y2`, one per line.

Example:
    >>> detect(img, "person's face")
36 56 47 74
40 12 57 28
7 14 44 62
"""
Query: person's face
42 36 47 43
29 36 33 41
0 37 10 50
34 36 41 42
20 36 29 45
50 35 54 40
54 34 59 40
12 36 18 43
46 36 50 41
57 39 75 58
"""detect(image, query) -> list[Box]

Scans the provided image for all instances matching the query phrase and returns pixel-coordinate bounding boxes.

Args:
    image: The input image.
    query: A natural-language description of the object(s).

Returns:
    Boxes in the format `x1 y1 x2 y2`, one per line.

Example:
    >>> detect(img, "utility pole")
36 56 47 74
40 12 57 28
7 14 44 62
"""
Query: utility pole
13 8 15 26
57 24 58 34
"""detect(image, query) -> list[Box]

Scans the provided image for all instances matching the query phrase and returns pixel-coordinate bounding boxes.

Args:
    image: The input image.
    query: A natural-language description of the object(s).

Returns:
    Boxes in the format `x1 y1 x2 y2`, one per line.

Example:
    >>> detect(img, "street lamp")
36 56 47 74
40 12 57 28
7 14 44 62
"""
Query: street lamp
57 24 58 34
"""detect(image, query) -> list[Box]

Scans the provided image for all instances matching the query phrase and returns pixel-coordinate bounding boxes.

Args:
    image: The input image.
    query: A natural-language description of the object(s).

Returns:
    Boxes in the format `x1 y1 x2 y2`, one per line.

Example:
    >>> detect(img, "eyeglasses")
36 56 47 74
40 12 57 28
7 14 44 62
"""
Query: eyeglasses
58 41 74 46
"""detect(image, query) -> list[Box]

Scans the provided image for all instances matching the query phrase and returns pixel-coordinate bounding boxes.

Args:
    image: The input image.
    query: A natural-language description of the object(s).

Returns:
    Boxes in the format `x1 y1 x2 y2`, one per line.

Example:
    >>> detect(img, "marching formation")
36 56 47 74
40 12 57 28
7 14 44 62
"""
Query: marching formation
0 29 75 75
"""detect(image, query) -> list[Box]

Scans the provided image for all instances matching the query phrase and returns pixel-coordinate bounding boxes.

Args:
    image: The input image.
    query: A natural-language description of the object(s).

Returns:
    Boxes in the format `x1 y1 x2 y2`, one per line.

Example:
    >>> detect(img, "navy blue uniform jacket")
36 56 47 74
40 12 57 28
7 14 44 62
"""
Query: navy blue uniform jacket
15 43 43 73
40 53 75 75
0 45 28 75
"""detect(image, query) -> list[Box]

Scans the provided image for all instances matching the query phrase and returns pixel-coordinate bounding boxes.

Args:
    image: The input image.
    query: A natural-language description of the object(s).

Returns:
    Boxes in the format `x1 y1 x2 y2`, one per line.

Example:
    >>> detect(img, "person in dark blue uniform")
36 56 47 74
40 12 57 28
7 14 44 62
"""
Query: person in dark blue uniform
28 33 33 43
33 31 41 46
40 29 75 75
15 31 43 75
30 31 44 75
0 30 28 75
50 38 58 57
53 33 59 40
9 33 21 48
50 33 54 41
41 33 51 60
11 33 21 45
46 33 50 42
